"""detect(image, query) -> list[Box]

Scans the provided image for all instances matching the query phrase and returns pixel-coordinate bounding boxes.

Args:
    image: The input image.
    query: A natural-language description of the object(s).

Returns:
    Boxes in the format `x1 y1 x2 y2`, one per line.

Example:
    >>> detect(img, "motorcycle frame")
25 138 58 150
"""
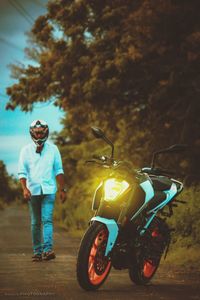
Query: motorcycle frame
89 127 185 258
91 176 183 257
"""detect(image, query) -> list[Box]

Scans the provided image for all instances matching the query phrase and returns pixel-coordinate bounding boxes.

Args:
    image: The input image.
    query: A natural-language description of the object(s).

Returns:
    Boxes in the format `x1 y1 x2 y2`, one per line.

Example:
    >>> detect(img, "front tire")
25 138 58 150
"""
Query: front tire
76 222 112 291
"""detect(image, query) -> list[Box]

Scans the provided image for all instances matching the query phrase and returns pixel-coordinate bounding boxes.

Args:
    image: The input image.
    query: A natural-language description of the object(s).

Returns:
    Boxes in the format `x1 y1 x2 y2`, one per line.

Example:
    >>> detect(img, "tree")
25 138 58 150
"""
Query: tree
5 0 200 227
0 161 20 204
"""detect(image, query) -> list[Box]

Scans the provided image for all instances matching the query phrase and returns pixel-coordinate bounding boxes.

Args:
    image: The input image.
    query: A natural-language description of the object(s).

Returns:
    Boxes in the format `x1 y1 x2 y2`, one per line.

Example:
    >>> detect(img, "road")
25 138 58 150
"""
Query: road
0 205 199 300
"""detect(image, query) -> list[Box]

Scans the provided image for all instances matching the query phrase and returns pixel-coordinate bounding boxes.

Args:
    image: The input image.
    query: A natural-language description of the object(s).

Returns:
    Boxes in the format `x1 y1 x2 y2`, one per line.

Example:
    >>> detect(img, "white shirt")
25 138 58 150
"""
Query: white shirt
18 141 64 195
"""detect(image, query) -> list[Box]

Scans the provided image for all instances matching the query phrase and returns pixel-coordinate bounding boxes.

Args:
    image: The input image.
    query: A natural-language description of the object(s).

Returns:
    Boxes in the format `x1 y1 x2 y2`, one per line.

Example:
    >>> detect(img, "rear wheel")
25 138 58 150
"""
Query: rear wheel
129 221 169 285
76 222 112 291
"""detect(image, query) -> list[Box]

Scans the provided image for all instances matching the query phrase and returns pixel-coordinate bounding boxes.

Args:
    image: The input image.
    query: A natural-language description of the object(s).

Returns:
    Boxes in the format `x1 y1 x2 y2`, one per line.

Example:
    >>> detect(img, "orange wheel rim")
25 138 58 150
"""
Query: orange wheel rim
143 260 156 278
143 228 162 278
88 229 111 285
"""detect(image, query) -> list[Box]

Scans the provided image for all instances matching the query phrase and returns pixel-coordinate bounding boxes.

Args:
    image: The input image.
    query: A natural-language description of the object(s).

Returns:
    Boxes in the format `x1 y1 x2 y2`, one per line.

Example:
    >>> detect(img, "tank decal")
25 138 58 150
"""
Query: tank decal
149 182 177 213
140 180 154 203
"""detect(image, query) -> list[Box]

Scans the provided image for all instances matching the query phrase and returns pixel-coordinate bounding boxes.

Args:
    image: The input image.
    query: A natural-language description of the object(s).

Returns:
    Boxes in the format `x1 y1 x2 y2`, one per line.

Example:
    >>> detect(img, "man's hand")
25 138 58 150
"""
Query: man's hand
23 187 31 201
20 178 31 201
59 190 66 203
56 173 66 203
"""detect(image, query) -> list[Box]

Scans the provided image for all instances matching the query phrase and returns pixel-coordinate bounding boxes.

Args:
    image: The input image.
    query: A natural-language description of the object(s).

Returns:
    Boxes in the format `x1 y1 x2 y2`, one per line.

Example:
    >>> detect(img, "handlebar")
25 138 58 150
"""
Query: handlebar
85 155 112 167
85 157 137 176
141 167 175 176
86 157 176 178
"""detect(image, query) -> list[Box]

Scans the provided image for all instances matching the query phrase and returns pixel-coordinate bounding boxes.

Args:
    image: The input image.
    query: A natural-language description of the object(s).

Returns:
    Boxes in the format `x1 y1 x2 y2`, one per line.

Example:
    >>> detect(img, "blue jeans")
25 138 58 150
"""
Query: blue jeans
28 194 56 254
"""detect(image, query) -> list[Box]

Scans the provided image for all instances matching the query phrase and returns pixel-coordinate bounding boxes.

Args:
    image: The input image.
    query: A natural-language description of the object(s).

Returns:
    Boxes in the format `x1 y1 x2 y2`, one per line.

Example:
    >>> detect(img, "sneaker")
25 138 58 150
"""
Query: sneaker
42 251 56 261
32 254 42 262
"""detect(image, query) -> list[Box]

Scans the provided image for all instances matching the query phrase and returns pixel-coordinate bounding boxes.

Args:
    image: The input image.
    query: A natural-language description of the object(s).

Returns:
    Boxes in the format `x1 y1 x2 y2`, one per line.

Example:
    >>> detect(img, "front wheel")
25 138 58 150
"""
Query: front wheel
76 222 112 291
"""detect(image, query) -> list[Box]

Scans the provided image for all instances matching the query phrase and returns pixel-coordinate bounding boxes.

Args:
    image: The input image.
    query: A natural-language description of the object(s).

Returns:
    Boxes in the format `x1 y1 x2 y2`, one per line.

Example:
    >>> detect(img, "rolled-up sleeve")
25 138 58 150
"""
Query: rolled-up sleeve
54 146 64 176
18 148 28 179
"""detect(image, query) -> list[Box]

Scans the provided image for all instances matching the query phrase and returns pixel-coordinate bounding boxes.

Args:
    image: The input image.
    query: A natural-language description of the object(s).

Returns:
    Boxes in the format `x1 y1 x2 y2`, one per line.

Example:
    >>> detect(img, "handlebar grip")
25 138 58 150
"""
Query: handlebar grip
92 155 101 160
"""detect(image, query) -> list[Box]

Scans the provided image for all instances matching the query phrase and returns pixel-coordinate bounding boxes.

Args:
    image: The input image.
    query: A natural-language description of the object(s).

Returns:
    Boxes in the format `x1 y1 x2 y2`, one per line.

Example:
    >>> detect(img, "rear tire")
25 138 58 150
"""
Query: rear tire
76 222 112 291
129 219 169 285
129 255 160 285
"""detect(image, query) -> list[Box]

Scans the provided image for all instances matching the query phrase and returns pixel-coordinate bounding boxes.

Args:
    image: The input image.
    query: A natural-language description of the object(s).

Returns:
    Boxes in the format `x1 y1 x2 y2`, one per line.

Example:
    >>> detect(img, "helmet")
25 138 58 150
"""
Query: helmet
29 119 49 146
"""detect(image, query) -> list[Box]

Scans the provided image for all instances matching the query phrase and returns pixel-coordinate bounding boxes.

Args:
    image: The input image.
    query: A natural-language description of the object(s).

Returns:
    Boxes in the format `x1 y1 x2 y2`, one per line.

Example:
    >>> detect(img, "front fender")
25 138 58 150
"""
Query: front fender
91 216 119 256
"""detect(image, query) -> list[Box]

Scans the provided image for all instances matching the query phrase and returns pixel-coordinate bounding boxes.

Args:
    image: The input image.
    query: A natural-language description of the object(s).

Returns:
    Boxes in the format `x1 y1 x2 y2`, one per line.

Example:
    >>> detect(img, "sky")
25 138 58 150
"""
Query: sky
0 0 65 176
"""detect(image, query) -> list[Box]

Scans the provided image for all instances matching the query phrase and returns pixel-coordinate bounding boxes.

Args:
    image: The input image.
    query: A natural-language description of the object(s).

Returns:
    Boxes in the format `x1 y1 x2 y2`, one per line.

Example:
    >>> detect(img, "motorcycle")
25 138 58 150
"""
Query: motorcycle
76 126 186 291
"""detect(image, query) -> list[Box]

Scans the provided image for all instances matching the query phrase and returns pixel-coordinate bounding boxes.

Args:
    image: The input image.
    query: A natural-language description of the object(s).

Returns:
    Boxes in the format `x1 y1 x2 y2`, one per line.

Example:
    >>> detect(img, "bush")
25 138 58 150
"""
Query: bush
167 185 200 246
0 161 20 206
0 198 5 210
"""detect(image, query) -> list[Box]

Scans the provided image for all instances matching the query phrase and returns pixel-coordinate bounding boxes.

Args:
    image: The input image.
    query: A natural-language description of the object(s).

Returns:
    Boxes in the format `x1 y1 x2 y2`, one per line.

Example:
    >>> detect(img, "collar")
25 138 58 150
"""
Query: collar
31 141 48 153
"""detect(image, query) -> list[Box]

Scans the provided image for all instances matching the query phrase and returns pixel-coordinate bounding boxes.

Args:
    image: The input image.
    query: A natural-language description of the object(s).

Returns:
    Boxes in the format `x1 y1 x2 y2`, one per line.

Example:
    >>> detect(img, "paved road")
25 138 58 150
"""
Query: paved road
0 206 199 300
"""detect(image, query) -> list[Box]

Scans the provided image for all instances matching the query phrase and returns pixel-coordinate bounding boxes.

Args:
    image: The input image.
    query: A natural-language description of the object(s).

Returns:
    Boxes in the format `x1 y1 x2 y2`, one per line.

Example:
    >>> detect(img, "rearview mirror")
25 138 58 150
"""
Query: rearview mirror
91 127 105 139
91 126 115 159
167 144 188 153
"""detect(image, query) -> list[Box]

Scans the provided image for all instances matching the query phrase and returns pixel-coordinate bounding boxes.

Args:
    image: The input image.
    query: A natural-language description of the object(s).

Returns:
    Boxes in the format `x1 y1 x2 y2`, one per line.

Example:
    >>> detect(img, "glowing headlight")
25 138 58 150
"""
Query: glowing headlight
104 178 129 201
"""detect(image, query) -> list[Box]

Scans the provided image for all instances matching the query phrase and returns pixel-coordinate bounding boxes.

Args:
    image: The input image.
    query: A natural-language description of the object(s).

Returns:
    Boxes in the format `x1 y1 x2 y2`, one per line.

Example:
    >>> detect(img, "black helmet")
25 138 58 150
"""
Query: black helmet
29 119 49 146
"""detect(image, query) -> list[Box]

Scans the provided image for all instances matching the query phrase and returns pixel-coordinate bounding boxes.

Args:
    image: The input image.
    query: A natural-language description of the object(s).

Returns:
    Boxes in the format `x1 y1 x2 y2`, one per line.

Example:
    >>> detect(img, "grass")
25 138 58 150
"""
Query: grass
163 243 200 271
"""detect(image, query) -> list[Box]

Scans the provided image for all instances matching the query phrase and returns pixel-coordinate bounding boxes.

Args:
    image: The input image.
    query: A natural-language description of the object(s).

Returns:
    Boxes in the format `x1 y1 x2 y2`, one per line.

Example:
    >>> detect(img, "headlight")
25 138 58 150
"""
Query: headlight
104 178 129 201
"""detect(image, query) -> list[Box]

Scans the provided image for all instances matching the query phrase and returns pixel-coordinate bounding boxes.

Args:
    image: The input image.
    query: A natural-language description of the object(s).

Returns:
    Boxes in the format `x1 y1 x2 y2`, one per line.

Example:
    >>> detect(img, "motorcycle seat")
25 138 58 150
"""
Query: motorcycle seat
150 176 172 191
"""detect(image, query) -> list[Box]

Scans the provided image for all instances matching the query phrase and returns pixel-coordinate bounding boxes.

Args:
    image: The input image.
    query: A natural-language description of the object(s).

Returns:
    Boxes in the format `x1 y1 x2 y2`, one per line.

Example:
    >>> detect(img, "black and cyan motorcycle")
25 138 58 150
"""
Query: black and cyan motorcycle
76 127 186 291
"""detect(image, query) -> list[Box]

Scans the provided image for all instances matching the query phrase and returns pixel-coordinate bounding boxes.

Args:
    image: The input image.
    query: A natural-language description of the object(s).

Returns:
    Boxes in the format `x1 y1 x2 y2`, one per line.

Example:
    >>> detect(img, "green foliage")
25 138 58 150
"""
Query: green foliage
0 198 4 210
5 0 200 238
54 138 112 231
167 185 200 246
6 0 200 176
0 161 20 207
164 245 200 270
164 185 200 268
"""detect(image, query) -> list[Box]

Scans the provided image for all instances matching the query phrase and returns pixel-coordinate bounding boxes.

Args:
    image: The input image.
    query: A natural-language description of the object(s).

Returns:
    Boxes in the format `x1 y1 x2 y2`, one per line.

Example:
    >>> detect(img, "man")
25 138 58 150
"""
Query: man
18 119 66 262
